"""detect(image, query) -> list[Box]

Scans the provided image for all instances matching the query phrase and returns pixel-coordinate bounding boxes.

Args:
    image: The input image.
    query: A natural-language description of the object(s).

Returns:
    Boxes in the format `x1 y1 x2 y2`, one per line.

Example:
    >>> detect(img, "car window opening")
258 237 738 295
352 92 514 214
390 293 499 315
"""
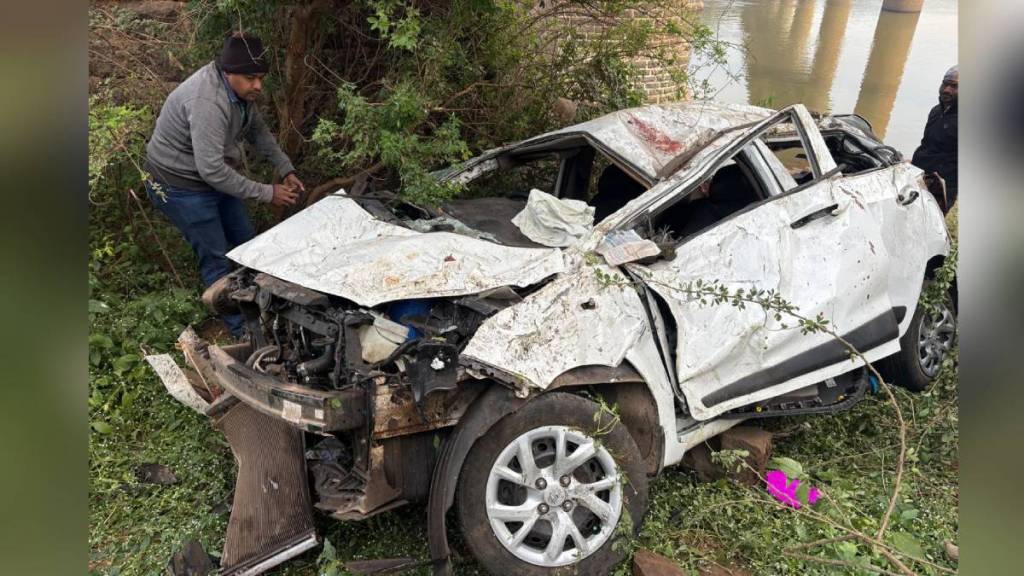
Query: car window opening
430 143 649 247
638 152 766 246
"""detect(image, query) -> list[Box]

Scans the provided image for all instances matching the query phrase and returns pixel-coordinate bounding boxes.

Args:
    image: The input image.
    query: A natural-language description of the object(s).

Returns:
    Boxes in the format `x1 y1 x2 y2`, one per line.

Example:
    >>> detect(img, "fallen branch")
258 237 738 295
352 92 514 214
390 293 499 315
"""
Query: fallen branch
305 162 385 206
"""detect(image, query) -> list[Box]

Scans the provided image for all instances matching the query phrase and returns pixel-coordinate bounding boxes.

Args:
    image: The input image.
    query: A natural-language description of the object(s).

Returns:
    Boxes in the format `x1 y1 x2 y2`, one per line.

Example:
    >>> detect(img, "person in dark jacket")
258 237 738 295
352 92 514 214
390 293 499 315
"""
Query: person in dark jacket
912 65 958 212
145 33 304 336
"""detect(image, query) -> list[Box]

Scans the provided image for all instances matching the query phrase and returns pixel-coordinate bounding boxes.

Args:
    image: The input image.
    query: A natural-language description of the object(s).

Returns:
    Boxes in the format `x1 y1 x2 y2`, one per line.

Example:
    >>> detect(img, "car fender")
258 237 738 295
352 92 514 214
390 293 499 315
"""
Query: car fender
460 262 650 395
426 383 528 573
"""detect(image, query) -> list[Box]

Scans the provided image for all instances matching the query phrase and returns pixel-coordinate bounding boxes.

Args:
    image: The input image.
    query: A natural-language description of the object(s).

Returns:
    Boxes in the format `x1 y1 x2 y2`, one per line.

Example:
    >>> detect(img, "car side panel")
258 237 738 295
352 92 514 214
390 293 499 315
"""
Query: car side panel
834 162 951 335
635 178 896 420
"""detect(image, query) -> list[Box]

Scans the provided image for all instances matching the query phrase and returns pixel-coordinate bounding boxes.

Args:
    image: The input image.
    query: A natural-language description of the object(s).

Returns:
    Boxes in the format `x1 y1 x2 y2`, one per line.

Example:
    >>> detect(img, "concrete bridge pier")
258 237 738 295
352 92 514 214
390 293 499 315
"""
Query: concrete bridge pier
882 0 924 13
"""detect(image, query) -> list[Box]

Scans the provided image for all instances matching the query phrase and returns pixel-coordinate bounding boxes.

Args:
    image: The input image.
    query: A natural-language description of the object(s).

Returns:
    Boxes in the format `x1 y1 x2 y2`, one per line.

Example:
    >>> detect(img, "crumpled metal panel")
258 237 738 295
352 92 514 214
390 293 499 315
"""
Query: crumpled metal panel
460 262 648 393
145 353 209 414
227 194 566 307
524 100 772 181
836 162 950 334
634 178 895 420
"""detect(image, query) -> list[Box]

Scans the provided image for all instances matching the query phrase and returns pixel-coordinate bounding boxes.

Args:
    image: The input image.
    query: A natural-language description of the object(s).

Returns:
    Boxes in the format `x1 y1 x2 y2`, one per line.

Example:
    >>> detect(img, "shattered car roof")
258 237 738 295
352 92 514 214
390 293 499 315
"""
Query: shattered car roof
229 101 776 307
519 100 774 182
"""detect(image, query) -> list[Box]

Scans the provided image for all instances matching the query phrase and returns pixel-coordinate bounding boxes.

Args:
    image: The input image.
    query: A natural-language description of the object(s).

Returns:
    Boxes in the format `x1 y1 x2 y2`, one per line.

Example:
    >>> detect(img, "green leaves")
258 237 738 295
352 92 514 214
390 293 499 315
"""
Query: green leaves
899 508 920 523
314 83 470 206
91 421 114 435
367 0 421 50
88 95 152 191
920 241 957 315
835 540 858 561
113 354 141 376
889 531 924 559
317 538 344 576
89 333 114 367
769 456 805 480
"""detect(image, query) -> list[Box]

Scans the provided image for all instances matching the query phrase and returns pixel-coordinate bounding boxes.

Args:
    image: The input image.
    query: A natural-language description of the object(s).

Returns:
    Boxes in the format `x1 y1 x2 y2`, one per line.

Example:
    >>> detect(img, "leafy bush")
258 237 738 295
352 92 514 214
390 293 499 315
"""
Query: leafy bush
88 94 151 197
187 0 721 205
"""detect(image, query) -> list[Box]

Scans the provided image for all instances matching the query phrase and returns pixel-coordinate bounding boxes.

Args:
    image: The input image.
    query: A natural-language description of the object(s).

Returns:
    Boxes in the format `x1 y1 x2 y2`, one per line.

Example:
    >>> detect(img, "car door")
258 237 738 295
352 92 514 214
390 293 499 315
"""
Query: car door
833 162 950 336
632 106 899 421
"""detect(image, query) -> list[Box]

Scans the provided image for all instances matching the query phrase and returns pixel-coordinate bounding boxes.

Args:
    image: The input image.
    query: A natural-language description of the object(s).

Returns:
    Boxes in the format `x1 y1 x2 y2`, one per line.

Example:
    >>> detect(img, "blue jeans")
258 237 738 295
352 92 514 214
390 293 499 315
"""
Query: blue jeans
146 180 255 337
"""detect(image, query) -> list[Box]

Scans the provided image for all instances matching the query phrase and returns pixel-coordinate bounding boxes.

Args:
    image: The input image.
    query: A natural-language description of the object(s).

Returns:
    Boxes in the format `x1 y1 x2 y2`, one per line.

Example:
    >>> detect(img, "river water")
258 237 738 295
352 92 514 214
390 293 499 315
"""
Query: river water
691 0 958 155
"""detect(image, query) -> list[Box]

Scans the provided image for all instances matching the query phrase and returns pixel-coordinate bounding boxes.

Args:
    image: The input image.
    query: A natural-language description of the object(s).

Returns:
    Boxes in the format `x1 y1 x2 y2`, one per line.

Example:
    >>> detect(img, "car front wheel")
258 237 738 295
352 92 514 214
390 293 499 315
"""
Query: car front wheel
457 392 648 575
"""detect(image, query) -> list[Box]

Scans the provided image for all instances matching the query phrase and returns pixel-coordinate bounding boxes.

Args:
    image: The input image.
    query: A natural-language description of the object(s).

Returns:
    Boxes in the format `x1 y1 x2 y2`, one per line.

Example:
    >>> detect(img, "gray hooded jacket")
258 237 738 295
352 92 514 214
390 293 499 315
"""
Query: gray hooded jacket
145 62 294 202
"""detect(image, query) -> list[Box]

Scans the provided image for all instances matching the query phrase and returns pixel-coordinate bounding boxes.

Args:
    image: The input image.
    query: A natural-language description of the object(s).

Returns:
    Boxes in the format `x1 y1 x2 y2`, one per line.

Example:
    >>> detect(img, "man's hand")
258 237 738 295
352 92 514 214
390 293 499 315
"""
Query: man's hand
283 172 306 192
271 183 299 207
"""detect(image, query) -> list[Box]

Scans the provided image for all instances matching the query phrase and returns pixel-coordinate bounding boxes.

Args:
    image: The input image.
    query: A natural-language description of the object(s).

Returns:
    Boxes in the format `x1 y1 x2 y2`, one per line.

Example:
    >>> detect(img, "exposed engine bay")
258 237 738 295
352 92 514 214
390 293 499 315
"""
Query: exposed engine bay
198 265 534 523
208 269 526 403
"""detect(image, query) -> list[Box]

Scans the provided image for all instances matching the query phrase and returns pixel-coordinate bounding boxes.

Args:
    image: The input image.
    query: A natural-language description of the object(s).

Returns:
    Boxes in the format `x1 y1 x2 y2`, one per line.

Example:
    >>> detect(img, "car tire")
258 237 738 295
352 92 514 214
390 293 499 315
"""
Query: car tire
881 282 957 392
456 392 648 575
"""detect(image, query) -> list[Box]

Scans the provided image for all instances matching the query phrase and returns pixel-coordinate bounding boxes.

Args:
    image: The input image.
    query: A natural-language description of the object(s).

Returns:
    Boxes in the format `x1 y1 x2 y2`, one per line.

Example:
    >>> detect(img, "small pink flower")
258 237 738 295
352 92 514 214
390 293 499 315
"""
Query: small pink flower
766 469 819 509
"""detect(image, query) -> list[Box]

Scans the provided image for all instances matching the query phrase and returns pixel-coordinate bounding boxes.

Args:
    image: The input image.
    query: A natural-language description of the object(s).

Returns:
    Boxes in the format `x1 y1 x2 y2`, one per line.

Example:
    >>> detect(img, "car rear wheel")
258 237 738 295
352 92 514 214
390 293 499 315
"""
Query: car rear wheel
457 392 648 575
882 283 957 392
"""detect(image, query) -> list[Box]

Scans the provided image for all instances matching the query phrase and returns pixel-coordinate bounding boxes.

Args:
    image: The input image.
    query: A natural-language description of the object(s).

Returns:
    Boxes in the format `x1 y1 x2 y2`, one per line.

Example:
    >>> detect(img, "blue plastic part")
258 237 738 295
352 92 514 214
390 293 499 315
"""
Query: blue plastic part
868 373 879 394
386 300 433 339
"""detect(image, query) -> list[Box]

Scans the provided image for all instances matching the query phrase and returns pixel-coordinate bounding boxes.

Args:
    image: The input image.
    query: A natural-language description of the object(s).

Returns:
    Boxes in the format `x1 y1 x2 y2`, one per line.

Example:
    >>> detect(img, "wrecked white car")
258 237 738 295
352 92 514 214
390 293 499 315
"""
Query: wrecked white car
150 101 954 575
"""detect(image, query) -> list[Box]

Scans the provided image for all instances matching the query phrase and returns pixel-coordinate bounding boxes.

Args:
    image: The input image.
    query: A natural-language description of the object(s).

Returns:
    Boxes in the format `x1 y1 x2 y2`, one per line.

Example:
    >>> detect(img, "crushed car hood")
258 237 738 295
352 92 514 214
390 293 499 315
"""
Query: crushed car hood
227 194 567 307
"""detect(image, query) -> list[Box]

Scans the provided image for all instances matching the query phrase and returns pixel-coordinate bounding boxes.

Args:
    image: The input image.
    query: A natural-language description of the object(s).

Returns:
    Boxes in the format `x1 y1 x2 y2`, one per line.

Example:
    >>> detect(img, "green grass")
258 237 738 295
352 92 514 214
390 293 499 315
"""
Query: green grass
89 318 957 576
632 357 959 575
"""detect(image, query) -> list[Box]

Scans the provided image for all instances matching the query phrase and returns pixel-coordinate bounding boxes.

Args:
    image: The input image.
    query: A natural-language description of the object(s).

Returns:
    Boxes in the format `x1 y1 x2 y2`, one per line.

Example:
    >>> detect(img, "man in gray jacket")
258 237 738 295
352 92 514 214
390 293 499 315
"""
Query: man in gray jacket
145 33 302 336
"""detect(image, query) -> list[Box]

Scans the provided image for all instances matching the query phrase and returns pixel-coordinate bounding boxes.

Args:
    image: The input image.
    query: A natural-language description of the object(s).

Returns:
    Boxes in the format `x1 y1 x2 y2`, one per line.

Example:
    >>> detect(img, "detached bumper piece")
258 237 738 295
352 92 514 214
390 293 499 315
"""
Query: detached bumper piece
213 400 318 575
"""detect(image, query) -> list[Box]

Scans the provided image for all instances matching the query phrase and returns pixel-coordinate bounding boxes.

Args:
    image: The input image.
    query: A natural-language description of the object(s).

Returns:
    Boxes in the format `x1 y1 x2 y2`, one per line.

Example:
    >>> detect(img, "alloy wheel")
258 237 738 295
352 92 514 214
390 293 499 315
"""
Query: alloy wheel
484 425 622 567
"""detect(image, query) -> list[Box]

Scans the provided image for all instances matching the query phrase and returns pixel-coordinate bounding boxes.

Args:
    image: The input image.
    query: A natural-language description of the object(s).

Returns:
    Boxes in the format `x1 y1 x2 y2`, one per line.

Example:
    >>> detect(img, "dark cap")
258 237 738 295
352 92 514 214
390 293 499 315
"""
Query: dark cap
218 33 269 74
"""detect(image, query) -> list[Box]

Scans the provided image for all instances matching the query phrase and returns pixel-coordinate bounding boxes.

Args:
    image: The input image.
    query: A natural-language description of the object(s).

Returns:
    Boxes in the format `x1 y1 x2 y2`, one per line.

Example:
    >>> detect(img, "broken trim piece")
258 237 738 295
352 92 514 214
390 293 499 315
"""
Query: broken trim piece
145 353 210 414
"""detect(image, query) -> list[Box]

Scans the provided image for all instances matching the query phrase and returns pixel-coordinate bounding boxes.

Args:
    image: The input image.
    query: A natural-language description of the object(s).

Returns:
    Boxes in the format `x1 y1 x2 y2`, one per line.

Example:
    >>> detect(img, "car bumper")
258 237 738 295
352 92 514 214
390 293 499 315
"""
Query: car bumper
152 326 367 434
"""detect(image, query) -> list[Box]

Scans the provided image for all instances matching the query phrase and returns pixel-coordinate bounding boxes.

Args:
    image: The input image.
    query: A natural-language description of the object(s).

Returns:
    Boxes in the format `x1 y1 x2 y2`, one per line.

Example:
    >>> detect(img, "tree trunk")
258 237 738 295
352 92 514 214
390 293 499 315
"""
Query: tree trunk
275 0 328 163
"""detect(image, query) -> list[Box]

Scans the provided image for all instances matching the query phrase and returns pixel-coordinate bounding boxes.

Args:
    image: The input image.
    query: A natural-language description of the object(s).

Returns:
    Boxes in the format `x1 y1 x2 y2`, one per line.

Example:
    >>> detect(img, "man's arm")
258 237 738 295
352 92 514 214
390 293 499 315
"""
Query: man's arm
245 107 295 179
188 98 275 202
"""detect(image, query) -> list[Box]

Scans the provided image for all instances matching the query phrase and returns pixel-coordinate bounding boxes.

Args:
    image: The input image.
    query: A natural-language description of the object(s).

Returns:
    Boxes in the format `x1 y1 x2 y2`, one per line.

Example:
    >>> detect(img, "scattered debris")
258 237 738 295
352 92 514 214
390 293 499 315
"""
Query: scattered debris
597 229 661 266
136 463 178 486
632 549 686 576
145 353 210 414
165 539 214 576
511 188 595 247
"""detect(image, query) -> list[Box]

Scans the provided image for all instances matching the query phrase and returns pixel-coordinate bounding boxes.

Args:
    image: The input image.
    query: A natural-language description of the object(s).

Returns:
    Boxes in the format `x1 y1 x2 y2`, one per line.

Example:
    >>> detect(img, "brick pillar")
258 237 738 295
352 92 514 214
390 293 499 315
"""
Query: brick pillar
635 1 705 103
534 1 705 106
